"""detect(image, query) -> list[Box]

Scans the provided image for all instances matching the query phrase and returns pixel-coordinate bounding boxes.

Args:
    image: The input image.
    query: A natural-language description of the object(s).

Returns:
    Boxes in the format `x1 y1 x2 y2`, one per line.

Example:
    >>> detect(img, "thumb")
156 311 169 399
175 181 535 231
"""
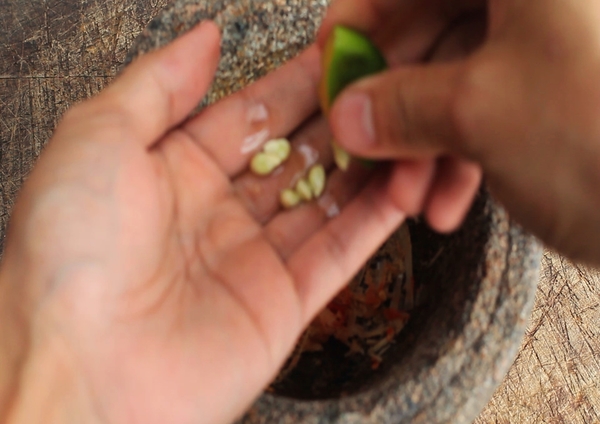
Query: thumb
329 62 466 159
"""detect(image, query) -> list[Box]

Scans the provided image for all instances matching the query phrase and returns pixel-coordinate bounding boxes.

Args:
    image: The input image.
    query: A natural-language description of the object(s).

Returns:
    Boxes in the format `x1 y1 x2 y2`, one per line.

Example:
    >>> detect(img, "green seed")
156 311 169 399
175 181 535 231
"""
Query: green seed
249 138 292 176
263 138 292 162
250 152 281 176
332 142 351 171
308 164 326 198
295 178 313 201
280 188 302 209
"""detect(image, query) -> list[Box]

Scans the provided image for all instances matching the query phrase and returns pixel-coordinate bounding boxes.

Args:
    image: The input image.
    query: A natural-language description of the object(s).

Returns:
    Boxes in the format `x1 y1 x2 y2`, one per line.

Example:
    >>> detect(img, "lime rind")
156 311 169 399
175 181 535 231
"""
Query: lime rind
324 26 387 108
321 26 386 170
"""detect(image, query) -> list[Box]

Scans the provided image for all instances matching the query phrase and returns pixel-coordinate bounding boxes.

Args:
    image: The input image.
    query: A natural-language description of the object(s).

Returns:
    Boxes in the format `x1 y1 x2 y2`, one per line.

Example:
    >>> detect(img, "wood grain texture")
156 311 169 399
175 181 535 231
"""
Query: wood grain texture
1 1 599 422
0 0 170 252
475 251 600 424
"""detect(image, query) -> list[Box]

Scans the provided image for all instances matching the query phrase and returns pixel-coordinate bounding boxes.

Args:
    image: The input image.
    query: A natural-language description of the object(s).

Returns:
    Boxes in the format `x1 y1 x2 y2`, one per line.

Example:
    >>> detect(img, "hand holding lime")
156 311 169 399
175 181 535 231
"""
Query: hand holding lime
319 25 387 170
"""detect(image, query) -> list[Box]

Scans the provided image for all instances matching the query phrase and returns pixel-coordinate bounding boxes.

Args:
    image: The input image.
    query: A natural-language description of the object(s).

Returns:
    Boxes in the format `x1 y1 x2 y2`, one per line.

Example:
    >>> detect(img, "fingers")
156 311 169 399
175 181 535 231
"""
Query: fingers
424 12 486 62
386 159 437 216
366 156 480 235
424 156 482 232
317 0 486 65
327 68 481 233
328 7 487 160
286 172 405 322
330 62 465 159
62 21 222 147
325 11 487 236
182 45 321 177
263 163 373 259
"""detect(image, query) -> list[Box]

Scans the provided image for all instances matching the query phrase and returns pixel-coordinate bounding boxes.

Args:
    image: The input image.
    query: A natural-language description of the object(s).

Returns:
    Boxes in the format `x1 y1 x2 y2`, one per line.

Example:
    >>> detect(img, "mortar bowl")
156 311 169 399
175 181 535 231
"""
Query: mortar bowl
127 1 542 422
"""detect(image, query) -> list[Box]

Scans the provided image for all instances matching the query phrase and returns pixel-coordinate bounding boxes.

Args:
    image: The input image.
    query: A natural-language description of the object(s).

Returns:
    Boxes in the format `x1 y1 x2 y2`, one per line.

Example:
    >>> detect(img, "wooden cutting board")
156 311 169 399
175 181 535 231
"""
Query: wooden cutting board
1 0 599 422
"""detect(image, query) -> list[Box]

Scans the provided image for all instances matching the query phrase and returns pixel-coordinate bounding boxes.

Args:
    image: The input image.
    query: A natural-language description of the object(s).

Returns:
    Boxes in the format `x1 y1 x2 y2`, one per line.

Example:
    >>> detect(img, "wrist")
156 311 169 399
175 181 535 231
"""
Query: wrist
0 269 99 424
0 266 30 423
5 338 99 424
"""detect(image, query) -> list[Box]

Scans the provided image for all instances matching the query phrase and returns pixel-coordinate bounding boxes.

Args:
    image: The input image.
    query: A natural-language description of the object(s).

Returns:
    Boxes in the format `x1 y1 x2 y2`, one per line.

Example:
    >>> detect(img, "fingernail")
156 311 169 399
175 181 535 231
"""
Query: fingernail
333 92 376 150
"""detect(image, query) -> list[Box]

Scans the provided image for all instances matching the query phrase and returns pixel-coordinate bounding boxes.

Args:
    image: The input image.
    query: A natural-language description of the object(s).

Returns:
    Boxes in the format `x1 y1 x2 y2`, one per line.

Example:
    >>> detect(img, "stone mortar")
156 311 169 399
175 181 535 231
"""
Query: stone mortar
126 1 543 422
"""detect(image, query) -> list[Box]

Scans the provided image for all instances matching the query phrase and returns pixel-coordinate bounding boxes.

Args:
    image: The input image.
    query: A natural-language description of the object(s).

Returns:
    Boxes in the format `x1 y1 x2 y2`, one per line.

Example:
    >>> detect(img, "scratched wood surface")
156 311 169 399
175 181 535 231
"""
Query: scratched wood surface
1 1 600 422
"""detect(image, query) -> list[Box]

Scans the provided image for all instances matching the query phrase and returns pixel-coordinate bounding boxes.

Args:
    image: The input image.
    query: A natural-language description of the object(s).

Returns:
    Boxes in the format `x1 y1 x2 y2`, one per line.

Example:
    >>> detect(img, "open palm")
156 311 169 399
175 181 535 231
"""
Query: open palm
0 22 405 424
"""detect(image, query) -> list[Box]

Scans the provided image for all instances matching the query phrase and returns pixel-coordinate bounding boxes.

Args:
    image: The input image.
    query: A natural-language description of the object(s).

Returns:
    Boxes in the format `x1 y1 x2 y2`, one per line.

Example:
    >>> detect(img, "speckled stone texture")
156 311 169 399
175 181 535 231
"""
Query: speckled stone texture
127 0 328 108
126 1 542 423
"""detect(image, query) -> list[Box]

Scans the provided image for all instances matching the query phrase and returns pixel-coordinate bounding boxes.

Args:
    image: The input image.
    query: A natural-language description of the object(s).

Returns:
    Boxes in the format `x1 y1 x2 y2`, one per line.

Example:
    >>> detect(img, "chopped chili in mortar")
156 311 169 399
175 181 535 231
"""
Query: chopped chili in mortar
280 223 414 376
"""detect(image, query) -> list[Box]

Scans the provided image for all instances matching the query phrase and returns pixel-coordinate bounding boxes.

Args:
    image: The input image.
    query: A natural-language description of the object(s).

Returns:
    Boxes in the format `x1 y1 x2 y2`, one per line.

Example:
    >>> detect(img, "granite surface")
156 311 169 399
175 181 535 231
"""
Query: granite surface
127 0 328 108
126 1 542 422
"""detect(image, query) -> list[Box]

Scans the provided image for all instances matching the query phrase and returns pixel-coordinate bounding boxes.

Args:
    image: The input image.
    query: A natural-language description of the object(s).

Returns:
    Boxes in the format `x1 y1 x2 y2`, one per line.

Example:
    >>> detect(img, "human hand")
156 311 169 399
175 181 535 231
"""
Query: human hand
320 0 600 264
0 22 407 424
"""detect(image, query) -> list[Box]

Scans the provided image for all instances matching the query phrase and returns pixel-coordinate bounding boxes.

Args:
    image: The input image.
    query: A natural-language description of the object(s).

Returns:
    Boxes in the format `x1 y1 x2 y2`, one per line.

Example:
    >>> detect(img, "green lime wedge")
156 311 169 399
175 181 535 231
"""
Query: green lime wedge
319 25 387 170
